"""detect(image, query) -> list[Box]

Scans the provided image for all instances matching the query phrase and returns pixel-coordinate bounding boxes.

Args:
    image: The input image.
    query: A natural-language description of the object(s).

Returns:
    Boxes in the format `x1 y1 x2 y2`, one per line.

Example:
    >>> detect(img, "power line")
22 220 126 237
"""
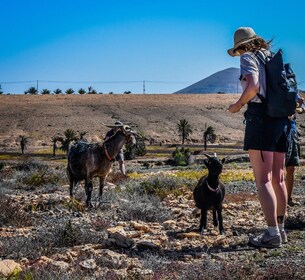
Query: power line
0 80 191 85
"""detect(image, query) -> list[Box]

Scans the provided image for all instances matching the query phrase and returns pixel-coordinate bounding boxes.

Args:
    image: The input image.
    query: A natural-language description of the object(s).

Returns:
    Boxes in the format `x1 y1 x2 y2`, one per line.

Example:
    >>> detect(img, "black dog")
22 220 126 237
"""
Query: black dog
193 154 225 234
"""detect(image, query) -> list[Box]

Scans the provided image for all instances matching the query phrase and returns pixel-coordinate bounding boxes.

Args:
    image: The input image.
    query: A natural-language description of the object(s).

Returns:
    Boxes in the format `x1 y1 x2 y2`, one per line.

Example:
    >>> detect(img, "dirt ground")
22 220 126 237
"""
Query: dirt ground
0 94 250 150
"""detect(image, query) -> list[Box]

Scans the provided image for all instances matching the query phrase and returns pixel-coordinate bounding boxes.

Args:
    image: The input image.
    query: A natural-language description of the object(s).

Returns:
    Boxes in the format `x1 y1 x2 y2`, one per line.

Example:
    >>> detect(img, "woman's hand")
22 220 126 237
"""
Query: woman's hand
228 101 243 113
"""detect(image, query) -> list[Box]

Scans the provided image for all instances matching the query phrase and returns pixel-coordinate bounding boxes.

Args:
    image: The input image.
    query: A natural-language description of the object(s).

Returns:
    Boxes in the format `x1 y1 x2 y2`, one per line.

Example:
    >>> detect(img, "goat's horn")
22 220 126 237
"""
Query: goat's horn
204 153 211 158
214 153 217 157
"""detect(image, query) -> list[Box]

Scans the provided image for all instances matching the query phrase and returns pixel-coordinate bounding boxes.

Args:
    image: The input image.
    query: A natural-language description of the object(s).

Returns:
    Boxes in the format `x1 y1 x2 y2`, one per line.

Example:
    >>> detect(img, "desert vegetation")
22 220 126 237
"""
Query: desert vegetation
1 94 305 279
1 151 305 279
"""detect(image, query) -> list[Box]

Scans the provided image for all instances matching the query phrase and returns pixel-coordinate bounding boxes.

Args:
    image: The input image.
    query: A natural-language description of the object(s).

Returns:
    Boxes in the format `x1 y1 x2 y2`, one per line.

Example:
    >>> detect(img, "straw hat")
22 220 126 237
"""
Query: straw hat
227 27 259 57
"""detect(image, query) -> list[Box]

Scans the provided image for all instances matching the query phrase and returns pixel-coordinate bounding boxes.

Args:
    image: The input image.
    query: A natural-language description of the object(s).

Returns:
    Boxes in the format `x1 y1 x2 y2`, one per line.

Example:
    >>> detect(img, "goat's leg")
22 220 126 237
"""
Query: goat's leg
212 209 218 228
99 176 106 199
199 208 208 234
217 206 225 234
67 167 75 198
85 179 93 208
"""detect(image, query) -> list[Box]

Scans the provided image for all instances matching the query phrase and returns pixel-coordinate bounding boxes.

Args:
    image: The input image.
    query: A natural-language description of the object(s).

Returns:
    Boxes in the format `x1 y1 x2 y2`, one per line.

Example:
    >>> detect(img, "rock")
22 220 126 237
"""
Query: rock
162 220 176 230
136 240 161 252
109 232 135 248
128 267 154 280
79 259 97 270
176 232 200 239
0 259 22 277
130 221 151 233
98 249 127 269
107 226 126 235
51 261 70 271
126 230 142 238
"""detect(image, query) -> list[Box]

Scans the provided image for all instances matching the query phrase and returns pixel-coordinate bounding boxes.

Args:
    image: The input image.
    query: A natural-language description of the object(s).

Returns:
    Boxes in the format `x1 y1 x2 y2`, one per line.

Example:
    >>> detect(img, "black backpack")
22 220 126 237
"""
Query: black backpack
256 49 297 118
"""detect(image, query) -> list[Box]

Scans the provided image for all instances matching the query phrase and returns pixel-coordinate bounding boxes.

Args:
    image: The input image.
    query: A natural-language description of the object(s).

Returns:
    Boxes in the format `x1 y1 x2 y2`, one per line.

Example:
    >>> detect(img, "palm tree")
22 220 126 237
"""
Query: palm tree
78 88 86 95
19 135 28 154
177 119 193 145
87 86 93 94
41 89 51 95
78 131 87 141
51 136 63 156
53 89 62 95
25 87 38 95
65 88 74 95
59 129 78 154
88 86 97 94
203 125 217 150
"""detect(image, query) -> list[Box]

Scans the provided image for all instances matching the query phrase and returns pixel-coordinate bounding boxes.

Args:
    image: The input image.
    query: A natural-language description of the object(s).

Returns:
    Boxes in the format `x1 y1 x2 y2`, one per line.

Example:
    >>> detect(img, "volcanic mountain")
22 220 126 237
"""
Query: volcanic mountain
175 67 241 94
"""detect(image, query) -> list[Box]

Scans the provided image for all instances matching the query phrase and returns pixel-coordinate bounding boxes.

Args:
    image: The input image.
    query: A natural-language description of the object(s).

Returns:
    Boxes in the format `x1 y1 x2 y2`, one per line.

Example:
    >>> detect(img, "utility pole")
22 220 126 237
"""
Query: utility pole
143 80 145 94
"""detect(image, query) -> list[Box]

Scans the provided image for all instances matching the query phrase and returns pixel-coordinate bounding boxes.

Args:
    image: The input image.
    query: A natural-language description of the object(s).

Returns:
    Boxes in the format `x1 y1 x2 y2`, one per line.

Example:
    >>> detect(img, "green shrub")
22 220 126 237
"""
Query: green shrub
137 174 190 199
172 147 191 166
0 161 6 171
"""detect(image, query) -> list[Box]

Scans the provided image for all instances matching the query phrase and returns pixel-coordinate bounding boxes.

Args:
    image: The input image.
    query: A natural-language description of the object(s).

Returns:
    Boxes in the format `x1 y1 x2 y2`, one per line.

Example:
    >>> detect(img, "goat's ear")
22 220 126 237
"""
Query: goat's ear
222 158 226 164
203 158 209 167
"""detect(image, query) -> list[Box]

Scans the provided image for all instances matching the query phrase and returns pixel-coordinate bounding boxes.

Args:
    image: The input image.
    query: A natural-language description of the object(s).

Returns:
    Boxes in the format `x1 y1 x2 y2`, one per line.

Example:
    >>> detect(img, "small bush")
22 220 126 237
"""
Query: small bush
136 174 191 200
0 196 32 227
0 161 6 171
117 192 171 222
172 147 191 166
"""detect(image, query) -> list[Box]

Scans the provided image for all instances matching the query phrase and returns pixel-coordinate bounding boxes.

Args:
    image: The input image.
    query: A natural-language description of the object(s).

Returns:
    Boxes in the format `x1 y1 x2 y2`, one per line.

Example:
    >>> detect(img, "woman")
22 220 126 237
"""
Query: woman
228 27 289 248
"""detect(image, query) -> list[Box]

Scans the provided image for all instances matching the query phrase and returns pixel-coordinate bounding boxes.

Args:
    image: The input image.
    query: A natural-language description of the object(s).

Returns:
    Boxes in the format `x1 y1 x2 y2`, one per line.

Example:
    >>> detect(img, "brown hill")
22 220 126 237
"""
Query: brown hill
1 94 304 150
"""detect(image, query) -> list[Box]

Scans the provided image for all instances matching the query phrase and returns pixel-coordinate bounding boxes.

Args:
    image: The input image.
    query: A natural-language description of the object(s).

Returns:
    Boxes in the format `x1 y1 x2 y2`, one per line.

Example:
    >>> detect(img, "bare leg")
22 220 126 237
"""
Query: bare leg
249 150 277 227
285 166 295 202
272 152 287 217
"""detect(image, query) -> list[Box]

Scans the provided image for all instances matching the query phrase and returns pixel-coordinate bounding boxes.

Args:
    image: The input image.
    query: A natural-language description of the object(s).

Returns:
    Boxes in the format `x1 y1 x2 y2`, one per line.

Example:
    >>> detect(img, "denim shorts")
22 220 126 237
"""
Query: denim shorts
243 103 289 152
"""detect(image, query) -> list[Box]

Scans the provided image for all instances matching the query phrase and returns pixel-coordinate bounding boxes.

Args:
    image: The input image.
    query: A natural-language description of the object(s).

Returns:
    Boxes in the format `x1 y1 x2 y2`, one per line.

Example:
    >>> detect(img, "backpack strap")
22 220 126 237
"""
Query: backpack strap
254 50 268 103
255 50 267 65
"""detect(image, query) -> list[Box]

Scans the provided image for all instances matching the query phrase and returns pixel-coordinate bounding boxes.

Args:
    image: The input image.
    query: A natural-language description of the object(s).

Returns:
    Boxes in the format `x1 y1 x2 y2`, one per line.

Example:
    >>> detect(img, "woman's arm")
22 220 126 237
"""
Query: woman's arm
228 73 260 113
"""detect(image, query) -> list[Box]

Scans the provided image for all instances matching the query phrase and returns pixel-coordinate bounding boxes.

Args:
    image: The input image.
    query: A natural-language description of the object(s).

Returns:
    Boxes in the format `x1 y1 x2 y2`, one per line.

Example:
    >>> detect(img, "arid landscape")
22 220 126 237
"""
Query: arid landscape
1 94 305 279
0 94 249 150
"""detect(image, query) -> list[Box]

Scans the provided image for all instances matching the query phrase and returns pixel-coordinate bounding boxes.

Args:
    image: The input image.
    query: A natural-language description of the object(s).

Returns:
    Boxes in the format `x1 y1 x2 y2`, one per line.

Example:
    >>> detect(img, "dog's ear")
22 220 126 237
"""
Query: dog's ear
221 157 226 164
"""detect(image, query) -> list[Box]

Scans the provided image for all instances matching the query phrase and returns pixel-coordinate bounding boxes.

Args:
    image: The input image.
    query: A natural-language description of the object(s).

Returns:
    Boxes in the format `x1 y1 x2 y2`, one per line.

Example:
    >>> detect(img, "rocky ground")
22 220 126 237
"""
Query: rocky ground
1 94 305 279
1 157 305 279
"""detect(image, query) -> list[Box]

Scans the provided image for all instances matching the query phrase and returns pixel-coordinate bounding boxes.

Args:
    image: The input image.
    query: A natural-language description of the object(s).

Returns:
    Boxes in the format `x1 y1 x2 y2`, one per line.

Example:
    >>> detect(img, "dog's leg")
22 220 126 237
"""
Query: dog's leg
199 208 208 234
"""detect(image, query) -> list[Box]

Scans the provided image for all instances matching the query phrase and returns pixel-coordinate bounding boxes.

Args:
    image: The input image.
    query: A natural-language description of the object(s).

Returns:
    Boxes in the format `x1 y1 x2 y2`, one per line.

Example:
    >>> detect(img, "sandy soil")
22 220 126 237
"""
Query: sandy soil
1 94 305 151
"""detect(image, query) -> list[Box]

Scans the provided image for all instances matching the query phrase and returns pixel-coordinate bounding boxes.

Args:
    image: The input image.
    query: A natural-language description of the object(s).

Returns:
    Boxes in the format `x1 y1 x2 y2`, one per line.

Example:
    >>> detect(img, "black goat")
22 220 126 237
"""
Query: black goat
193 154 225 234
67 125 136 207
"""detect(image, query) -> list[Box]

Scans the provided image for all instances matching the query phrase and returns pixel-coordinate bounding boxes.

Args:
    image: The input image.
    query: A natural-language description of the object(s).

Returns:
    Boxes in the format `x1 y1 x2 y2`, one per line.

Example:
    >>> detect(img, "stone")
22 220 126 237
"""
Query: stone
176 232 200 239
136 240 160 252
109 232 135 248
98 249 127 269
162 220 176 230
79 259 97 270
130 221 151 233
0 259 22 277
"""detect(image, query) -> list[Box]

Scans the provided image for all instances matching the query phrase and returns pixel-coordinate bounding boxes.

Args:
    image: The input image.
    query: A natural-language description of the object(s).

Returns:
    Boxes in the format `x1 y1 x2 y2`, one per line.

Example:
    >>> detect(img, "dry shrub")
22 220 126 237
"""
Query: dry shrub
117 192 171 223
0 195 32 227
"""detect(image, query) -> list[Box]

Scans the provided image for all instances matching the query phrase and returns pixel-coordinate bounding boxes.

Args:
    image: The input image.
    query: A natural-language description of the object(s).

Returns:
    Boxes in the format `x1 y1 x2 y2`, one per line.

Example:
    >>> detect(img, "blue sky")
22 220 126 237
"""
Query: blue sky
1 0 304 94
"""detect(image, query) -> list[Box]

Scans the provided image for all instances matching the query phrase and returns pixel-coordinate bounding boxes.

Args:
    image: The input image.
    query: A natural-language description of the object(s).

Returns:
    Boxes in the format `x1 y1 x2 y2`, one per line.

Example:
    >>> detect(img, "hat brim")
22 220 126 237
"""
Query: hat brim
227 36 259 57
